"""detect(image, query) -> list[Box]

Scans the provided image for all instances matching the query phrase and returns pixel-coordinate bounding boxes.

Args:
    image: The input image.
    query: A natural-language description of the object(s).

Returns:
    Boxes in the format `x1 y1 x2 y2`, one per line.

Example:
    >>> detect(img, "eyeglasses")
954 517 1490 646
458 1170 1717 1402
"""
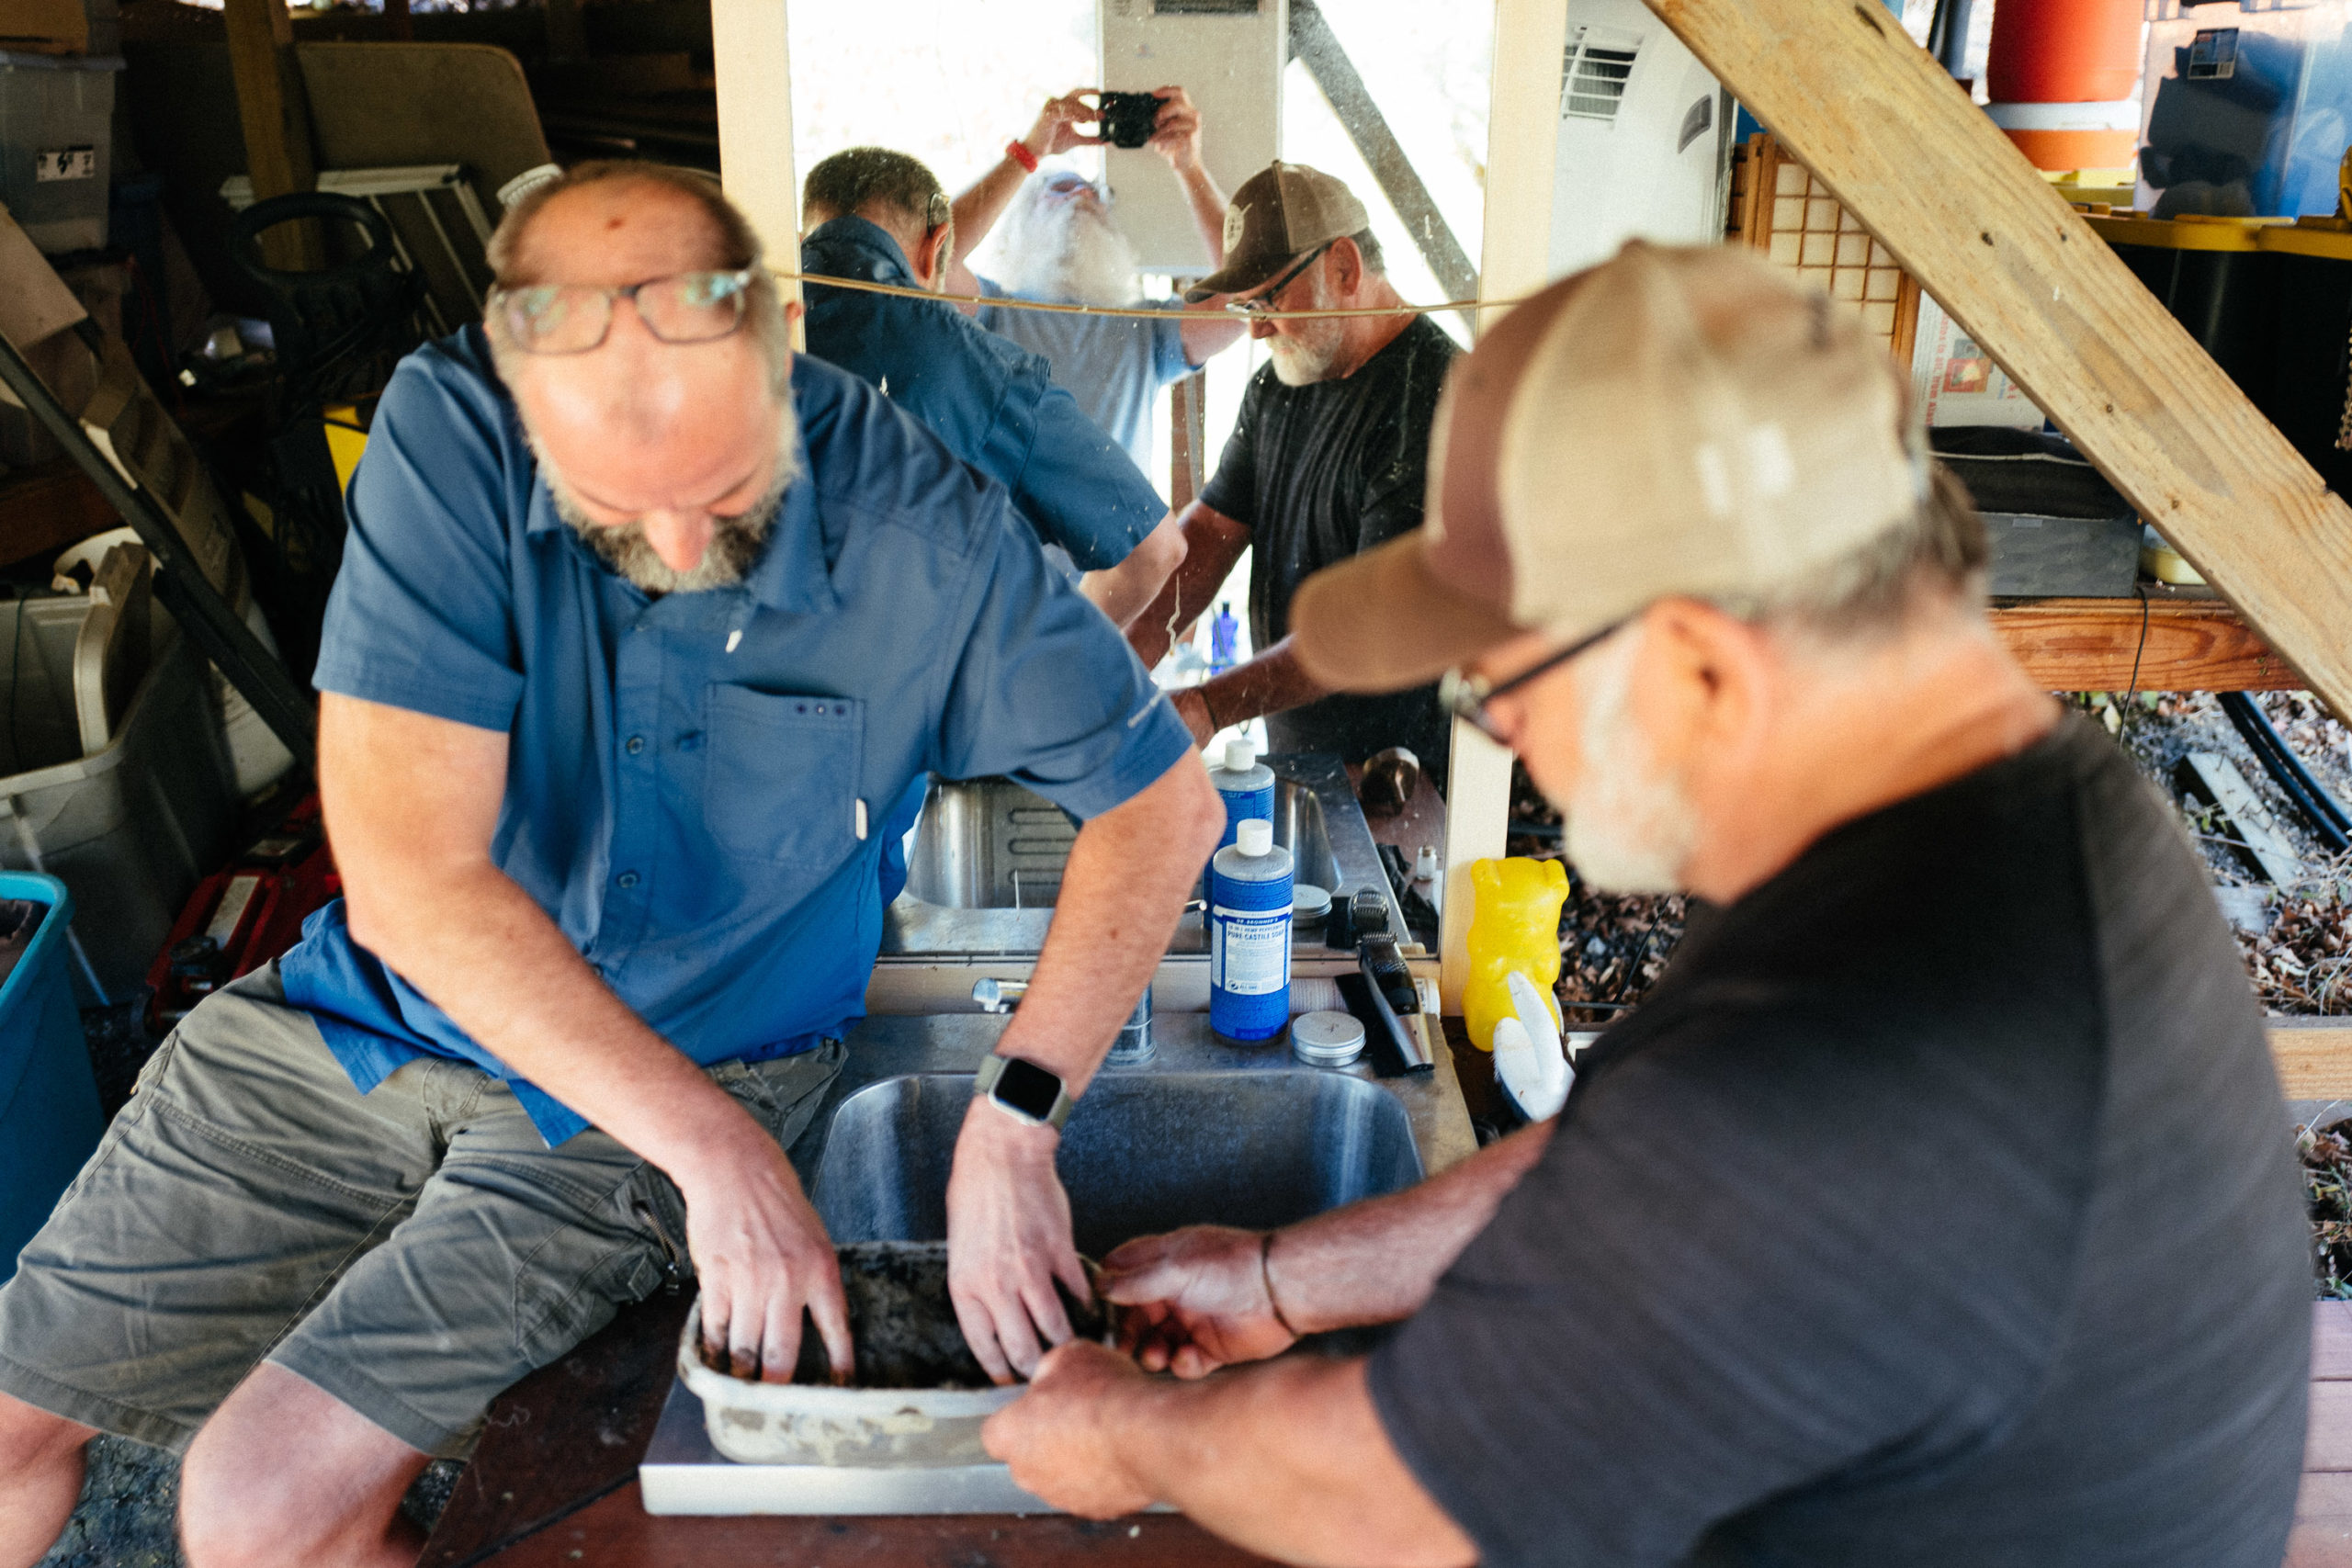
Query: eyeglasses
487 268 757 355
1227 240 1336 317
1437 619 1626 745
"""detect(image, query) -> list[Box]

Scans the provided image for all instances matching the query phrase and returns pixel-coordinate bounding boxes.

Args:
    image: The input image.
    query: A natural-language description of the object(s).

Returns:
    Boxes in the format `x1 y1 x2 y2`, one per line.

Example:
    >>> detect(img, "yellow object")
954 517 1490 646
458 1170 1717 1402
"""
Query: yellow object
1463 857 1569 1053
322 404 368 492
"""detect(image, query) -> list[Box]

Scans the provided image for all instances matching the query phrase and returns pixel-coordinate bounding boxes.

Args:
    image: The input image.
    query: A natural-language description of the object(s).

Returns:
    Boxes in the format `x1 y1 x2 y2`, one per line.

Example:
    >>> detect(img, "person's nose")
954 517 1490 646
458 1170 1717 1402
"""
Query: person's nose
639 511 715 573
1249 315 1278 341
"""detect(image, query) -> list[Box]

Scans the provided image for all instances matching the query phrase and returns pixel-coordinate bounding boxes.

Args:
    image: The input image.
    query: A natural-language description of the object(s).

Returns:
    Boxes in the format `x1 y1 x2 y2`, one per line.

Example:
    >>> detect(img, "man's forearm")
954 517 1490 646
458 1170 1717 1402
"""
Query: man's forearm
351 862 753 1170
950 154 1029 259
1271 1122 1555 1332
1188 637 1326 733
993 751 1223 1095
1127 503 1249 667
1110 1359 1474 1568
1173 162 1227 264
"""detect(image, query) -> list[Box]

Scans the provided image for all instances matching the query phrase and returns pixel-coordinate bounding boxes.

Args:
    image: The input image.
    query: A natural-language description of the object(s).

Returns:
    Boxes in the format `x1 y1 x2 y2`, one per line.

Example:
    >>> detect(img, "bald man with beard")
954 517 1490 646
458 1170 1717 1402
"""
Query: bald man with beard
0 162 1221 1568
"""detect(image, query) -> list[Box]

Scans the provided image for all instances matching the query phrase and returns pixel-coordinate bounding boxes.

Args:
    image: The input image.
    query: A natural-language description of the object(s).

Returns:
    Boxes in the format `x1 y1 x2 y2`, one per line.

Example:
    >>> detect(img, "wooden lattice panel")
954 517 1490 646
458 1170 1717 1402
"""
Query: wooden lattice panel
1729 132 1922 367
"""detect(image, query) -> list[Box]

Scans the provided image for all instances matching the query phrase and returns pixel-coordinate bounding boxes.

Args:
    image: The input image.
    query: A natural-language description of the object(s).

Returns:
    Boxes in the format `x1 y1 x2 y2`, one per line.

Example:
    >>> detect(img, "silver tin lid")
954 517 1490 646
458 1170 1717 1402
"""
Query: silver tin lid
1291 1009 1366 1066
1292 883 1332 923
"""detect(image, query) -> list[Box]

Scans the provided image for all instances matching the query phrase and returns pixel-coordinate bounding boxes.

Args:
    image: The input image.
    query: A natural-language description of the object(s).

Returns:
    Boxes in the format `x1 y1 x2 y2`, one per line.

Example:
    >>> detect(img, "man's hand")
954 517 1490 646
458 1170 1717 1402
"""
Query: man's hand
1024 90 1102 161
947 1096 1091 1382
676 1119 853 1383
1102 1225 1297 1378
983 1340 1159 1518
1147 85 1205 173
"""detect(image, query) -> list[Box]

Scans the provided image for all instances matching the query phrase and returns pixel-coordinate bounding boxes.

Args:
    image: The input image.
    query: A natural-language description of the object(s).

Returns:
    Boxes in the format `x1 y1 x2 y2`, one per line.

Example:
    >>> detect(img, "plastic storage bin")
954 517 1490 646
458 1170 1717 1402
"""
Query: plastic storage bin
0 594 238 1000
0 50 121 253
0 872 103 1283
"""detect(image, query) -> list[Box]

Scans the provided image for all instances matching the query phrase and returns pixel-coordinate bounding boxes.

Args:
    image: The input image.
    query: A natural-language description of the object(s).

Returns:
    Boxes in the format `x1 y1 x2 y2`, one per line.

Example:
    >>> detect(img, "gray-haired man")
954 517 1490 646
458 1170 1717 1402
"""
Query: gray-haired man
985 243 2309 1568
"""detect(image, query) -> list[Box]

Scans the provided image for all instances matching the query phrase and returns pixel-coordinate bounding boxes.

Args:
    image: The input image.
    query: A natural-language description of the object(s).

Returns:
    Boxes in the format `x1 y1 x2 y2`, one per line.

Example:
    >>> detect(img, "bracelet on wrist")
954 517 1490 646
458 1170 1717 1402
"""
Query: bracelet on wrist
1260 1230 1300 1337
1005 139 1040 174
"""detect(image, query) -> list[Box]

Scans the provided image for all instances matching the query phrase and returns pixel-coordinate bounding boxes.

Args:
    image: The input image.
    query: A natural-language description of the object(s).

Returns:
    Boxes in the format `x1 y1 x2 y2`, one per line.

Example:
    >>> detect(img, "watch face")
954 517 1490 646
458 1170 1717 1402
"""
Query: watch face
991 1056 1064 1122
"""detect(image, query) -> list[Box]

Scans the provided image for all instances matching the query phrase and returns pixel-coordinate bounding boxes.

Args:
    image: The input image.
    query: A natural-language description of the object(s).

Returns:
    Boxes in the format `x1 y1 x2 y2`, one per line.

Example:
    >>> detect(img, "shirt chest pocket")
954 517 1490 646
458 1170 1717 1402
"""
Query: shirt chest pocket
703 686 865 866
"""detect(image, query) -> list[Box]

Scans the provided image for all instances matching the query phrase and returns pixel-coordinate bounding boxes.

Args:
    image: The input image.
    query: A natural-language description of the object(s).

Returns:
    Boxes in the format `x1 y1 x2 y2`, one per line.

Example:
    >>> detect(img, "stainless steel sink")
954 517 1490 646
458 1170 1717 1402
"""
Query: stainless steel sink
812 1069 1423 1256
904 775 1341 910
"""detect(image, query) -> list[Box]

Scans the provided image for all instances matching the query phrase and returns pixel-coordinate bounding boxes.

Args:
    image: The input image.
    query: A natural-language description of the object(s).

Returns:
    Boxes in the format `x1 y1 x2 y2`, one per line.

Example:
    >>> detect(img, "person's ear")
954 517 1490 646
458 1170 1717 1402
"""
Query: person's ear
1634 598 1771 774
921 222 955 289
785 298 805 328
1330 236 1364 296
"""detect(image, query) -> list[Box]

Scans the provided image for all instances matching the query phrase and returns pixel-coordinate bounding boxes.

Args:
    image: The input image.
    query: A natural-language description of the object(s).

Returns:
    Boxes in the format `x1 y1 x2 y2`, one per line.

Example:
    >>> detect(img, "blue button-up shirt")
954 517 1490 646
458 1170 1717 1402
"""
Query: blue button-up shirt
801 216 1166 571
278 331 1193 1145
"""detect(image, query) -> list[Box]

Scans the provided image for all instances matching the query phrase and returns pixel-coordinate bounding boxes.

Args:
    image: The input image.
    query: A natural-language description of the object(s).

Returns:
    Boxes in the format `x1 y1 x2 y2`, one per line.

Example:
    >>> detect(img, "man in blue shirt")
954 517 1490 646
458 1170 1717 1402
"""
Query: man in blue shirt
0 162 1220 1568
799 147 1186 633
942 87 1247 471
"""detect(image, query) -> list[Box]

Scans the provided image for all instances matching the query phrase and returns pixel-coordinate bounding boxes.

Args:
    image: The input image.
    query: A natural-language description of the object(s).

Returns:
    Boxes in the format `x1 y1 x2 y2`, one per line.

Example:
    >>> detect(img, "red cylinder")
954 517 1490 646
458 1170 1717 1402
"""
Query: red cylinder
1986 0 2145 106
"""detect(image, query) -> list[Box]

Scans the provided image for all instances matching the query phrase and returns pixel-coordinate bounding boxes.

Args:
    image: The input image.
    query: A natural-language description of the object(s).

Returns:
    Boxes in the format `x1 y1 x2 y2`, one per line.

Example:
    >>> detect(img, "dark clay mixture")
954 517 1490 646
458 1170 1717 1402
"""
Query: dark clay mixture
700 1242 1111 1389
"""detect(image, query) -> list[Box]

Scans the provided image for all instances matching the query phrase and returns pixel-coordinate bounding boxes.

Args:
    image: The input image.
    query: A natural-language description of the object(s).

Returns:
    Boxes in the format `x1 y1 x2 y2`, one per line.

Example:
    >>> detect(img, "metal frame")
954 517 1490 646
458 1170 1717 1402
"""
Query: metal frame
221 163 496 335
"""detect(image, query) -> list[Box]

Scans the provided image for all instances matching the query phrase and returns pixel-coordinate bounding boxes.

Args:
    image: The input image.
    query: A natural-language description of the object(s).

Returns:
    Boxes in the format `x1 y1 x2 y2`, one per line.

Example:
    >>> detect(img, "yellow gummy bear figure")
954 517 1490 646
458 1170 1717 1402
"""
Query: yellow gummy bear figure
1463 857 1569 1052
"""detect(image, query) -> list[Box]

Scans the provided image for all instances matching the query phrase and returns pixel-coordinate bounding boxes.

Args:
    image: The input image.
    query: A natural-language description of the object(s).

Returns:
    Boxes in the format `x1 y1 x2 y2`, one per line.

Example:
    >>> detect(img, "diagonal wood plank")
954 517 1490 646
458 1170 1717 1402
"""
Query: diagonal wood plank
1640 0 2352 722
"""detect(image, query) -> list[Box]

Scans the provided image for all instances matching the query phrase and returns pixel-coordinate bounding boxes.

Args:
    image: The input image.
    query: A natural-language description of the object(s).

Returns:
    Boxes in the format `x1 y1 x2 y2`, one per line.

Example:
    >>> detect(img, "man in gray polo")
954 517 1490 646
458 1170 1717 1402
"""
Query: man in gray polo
984 243 2310 1566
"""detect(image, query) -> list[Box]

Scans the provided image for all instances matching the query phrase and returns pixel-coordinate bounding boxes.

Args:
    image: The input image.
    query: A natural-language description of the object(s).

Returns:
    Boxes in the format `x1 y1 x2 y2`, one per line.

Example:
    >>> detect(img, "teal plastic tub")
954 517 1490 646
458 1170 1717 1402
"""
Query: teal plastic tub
0 871 103 1281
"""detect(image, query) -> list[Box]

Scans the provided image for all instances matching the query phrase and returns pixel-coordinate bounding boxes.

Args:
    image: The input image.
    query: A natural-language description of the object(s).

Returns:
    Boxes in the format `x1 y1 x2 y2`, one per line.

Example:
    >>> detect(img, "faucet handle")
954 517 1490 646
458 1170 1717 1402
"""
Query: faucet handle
972 976 1029 1013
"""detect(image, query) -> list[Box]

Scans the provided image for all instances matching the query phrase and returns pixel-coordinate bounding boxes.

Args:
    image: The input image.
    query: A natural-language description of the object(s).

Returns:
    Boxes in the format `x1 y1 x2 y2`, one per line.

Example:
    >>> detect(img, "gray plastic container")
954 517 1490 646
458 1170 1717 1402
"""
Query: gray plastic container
0 596 238 1000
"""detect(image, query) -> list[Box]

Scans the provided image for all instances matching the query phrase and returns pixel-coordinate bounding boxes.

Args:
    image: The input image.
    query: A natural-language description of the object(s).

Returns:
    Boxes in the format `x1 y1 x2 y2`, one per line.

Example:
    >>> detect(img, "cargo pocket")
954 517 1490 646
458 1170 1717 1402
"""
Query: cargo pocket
703 686 864 866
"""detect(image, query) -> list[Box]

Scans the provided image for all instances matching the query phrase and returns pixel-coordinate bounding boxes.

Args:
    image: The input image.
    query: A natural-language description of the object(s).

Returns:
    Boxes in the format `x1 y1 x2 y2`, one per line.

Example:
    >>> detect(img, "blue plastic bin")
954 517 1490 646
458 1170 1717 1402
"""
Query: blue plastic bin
0 871 103 1282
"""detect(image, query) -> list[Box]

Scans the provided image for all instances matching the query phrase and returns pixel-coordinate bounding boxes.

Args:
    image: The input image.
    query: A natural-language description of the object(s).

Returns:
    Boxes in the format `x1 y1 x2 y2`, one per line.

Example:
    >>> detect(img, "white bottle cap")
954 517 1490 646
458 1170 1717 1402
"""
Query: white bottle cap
1236 818 1274 856
1224 736 1258 773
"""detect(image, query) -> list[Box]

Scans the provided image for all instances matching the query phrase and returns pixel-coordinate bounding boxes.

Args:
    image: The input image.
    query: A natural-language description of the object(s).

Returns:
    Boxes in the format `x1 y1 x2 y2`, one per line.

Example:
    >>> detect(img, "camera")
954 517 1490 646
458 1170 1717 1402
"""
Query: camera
1097 91 1161 150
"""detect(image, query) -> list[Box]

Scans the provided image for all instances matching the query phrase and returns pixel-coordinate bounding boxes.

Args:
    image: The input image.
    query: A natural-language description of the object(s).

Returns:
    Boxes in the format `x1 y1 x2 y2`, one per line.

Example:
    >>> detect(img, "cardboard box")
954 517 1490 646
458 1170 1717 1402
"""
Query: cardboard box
0 0 86 55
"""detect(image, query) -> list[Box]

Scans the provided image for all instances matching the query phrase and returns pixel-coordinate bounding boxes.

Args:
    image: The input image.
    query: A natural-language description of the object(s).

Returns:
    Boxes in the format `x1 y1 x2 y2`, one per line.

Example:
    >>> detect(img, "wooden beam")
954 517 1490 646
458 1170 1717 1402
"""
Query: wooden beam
709 0 802 349
1990 597 2298 692
1640 0 2352 725
220 0 318 271
2273 1023 2352 1100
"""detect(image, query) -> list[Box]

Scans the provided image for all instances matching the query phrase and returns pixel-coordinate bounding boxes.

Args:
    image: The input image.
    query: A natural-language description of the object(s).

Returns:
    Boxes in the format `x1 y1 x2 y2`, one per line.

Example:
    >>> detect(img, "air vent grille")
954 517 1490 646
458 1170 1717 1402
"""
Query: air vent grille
1562 29 1640 122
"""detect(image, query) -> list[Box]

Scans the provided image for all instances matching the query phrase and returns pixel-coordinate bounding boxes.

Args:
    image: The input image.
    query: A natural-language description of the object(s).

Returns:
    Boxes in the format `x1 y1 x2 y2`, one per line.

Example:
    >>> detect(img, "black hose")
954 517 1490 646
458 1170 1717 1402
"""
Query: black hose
2221 693 2352 854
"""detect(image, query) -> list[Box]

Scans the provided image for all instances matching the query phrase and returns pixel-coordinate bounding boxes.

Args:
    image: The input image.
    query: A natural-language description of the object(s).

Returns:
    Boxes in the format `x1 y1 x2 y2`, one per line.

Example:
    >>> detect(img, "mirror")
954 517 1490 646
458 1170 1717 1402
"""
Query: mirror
785 0 1492 939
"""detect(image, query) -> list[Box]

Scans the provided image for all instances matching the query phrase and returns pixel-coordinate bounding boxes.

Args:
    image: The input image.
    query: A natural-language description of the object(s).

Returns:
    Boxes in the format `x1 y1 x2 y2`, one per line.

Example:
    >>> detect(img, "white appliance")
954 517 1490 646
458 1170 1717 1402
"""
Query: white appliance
1546 0 1728 277
1100 0 1286 276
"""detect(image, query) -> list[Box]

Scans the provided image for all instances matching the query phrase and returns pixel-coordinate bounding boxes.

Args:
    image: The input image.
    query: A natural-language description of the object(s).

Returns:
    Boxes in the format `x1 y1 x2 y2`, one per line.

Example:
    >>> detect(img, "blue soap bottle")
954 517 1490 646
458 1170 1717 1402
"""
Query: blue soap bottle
1209 818 1293 1044
1206 736 1274 850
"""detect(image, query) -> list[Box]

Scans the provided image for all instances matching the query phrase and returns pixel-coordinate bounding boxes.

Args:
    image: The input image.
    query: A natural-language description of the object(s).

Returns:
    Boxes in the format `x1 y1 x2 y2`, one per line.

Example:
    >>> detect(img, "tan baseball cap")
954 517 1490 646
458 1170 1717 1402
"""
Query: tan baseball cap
1184 162 1371 302
1290 242 1928 694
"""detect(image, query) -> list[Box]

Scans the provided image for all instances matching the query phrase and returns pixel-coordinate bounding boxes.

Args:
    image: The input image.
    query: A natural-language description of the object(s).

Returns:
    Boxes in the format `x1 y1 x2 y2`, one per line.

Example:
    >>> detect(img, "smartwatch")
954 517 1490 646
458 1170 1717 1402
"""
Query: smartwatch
975 1054 1075 1131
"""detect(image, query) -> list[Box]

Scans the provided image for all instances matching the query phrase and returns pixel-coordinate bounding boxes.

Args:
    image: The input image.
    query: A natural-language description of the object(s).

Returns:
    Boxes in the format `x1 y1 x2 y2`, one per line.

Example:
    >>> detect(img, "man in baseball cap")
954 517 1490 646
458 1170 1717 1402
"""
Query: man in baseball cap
983 243 2309 1565
1130 162 1459 786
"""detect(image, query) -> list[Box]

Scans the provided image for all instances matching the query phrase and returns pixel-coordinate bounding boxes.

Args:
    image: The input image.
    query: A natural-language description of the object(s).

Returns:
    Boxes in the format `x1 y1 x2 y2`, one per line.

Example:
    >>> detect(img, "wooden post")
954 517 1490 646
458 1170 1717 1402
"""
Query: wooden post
1170 370 1206 512
1640 0 2352 724
382 0 413 44
710 0 801 349
1438 0 1574 1010
220 0 320 272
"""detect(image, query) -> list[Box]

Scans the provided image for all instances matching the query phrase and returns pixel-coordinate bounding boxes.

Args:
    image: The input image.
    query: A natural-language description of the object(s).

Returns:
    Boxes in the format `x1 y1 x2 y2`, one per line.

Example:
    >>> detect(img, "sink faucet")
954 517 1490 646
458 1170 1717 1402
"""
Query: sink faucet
969 977 1155 1066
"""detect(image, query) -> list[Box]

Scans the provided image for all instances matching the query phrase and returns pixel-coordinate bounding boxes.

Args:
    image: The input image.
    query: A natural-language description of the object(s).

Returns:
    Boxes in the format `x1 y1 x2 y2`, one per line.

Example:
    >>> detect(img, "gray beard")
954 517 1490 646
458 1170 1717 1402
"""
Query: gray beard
996 199 1142 308
1555 629 1700 896
545 426 799 595
1265 274 1345 386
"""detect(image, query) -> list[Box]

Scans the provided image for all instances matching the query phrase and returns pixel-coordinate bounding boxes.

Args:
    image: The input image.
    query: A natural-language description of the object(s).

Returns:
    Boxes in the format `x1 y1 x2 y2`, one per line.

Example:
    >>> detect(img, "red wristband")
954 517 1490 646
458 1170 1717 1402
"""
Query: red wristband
1005 139 1040 174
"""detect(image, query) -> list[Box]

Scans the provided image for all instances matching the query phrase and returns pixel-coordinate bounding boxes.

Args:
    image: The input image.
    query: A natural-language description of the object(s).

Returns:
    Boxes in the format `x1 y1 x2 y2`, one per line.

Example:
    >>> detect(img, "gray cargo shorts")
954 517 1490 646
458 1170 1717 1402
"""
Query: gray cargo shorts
0 963 844 1458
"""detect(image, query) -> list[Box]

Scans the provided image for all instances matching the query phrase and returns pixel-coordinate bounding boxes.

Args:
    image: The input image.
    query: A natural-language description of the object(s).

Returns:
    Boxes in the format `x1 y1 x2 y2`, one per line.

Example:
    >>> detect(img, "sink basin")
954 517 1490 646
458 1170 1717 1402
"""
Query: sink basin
811 1070 1423 1257
902 775 1342 910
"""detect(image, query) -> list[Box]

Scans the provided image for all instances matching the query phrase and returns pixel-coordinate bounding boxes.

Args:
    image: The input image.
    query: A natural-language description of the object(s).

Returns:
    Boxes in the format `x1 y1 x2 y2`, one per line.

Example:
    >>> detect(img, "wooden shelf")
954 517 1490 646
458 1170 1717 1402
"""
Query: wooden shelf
1990 594 2300 693
0 456 116 572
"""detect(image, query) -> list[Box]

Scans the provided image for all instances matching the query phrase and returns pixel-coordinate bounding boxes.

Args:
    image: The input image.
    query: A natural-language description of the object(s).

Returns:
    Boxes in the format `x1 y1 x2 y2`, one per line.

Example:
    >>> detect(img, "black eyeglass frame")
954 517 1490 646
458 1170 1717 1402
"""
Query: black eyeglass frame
1438 618 1628 745
1226 239 1339 317
486 267 759 356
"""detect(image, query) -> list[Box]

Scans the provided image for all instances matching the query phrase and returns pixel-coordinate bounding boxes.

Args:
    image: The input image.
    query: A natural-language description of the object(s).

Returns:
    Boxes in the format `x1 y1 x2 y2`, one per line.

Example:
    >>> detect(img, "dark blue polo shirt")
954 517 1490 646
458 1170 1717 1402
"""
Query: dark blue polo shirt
277 330 1193 1145
800 215 1165 571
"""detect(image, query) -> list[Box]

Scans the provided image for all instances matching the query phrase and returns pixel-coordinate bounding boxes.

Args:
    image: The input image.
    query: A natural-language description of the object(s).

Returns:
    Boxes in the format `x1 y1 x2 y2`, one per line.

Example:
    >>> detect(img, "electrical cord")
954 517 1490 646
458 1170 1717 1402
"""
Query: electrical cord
2221 692 2352 855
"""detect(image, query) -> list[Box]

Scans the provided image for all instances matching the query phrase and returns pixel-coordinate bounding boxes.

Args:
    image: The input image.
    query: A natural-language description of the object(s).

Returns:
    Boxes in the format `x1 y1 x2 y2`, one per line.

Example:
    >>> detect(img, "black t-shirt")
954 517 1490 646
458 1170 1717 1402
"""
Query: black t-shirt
1199 315 1458 783
1369 716 2310 1567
